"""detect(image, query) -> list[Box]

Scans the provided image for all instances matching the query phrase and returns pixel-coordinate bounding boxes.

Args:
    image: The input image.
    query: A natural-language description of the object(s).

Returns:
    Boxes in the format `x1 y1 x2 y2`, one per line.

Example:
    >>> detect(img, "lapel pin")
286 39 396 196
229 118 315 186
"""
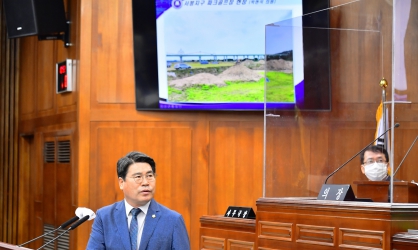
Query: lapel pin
152 214 156 218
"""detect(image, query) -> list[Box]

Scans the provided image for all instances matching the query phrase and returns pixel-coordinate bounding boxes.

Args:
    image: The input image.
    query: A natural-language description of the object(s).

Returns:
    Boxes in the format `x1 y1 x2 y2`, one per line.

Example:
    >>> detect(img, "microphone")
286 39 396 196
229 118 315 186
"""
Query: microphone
393 135 418 177
324 123 400 184
36 210 96 250
59 215 80 229
69 215 90 230
18 207 95 247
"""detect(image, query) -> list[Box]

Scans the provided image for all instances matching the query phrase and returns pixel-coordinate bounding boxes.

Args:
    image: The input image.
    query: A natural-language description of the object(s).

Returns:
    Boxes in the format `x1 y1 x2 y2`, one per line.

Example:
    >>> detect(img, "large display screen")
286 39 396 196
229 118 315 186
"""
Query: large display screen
132 0 330 111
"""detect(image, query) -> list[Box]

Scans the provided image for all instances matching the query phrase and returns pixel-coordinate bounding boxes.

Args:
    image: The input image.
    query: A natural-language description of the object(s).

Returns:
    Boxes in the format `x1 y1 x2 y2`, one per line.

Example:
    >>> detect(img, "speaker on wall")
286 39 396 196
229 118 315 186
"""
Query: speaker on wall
3 0 67 39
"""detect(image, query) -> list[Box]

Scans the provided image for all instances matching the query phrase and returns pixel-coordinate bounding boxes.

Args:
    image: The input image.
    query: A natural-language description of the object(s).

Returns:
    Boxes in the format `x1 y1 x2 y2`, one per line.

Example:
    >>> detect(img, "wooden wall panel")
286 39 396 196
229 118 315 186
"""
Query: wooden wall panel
27 127 77 250
0 9 19 243
90 0 135 104
43 137 56 226
329 0 392 105
332 29 382 104
265 122 312 197
36 41 56 115
17 136 32 245
309 125 330 195
19 37 37 119
208 121 263 215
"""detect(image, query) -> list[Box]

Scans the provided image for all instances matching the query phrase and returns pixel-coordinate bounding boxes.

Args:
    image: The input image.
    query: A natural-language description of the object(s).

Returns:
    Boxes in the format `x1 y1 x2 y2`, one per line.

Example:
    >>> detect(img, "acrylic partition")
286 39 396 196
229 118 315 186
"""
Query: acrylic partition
263 0 418 203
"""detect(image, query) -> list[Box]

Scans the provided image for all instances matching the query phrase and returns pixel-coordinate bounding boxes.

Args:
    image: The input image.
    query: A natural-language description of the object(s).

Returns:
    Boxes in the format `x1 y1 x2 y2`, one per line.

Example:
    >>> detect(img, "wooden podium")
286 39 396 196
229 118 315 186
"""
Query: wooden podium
199 215 255 249
200 198 418 249
354 181 418 203
255 197 418 249
0 242 32 250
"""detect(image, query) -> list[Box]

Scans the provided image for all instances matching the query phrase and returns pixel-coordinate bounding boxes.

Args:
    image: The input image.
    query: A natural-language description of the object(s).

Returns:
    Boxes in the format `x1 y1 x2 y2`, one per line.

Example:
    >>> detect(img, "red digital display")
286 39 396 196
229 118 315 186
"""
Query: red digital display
57 61 67 92
59 65 66 74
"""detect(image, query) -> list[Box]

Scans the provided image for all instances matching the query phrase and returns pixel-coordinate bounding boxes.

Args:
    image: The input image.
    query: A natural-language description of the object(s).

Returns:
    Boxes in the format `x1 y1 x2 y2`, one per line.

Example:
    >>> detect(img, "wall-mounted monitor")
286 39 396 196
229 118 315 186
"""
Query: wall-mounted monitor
132 0 330 111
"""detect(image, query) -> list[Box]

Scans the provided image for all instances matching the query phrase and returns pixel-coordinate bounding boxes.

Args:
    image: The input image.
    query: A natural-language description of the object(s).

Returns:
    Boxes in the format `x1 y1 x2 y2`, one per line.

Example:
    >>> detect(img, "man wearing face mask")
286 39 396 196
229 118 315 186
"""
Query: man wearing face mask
360 145 390 181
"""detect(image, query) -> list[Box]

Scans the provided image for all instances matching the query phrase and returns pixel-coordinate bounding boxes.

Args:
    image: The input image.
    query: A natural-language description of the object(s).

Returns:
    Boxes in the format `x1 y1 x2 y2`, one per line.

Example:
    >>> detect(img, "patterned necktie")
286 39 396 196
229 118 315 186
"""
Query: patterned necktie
130 208 141 250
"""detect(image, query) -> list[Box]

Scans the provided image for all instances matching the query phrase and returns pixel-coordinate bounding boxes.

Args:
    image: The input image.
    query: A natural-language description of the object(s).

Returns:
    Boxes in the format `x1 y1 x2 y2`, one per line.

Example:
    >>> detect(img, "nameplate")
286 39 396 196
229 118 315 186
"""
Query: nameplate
317 184 356 201
224 206 255 219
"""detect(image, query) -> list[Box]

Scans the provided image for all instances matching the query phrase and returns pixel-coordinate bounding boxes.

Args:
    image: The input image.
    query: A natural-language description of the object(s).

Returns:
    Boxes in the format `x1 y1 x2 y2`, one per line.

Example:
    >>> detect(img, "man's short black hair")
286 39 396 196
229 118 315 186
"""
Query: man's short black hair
360 145 389 164
117 151 156 179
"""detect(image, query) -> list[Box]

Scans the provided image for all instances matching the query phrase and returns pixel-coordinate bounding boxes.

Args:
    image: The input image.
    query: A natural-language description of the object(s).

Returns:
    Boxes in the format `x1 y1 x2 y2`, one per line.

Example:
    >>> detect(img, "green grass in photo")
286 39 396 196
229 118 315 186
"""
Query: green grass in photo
266 71 295 102
168 71 294 103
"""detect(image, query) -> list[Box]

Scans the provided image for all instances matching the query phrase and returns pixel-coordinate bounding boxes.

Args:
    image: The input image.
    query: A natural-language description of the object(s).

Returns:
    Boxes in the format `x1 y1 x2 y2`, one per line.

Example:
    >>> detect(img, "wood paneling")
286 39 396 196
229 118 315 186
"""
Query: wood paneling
201 236 225 249
0 1 19 243
36 41 56 115
258 221 293 242
19 37 37 118
200 215 256 250
296 224 335 246
17 136 32 245
23 127 76 250
329 0 392 107
208 121 263 215
227 239 253 250
339 228 385 249
90 0 135 104
43 137 57 225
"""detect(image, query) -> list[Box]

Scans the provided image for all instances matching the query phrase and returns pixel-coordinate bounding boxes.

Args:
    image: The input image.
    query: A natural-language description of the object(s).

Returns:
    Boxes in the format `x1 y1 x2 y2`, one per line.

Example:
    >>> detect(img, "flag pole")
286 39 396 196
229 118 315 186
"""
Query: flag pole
379 77 388 150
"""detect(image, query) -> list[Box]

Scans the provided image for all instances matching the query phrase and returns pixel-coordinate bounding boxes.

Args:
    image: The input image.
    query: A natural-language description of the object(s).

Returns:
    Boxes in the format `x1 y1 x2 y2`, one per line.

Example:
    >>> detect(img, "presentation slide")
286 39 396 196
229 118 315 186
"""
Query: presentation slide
155 0 303 110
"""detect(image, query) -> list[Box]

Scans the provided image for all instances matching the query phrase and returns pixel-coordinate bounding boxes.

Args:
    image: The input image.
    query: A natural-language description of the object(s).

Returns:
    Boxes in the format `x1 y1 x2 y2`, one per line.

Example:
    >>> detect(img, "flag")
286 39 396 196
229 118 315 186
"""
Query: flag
374 101 390 154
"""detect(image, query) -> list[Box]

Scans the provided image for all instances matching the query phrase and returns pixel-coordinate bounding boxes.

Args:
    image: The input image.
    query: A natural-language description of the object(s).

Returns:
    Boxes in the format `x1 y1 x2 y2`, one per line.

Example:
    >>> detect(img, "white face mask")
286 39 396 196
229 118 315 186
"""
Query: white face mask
364 162 388 181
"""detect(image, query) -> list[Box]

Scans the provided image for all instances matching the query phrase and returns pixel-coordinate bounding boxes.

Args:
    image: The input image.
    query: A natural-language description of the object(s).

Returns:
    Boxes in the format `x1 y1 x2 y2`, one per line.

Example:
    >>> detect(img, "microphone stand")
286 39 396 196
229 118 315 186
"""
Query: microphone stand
36 215 91 250
18 215 79 247
18 227 61 247
36 228 71 250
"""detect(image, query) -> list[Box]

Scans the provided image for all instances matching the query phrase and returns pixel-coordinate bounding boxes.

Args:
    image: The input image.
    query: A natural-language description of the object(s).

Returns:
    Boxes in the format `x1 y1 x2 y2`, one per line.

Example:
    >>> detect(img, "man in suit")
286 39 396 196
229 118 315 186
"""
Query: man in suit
87 151 190 250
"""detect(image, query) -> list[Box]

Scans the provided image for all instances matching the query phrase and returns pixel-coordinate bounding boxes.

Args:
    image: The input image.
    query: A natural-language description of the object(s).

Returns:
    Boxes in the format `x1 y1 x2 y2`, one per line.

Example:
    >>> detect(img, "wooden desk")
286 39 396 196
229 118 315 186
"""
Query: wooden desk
256 197 418 250
199 198 418 249
199 215 255 249
354 181 418 203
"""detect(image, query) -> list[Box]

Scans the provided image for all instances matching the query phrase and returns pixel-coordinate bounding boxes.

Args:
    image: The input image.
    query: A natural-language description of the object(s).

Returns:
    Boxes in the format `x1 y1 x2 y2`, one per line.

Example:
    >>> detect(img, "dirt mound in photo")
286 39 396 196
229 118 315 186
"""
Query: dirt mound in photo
218 64 262 82
266 59 293 72
169 73 227 90
239 60 265 70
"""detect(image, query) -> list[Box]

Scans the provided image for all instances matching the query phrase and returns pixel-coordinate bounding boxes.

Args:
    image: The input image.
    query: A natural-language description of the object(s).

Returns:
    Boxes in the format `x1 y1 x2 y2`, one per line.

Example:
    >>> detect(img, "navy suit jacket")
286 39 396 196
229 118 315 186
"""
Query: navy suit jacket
86 199 190 250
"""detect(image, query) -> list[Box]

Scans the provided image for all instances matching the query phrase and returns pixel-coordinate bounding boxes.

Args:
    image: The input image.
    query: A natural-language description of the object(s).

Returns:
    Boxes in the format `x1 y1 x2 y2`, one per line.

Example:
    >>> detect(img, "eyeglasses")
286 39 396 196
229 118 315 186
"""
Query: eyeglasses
129 173 156 184
363 158 386 165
